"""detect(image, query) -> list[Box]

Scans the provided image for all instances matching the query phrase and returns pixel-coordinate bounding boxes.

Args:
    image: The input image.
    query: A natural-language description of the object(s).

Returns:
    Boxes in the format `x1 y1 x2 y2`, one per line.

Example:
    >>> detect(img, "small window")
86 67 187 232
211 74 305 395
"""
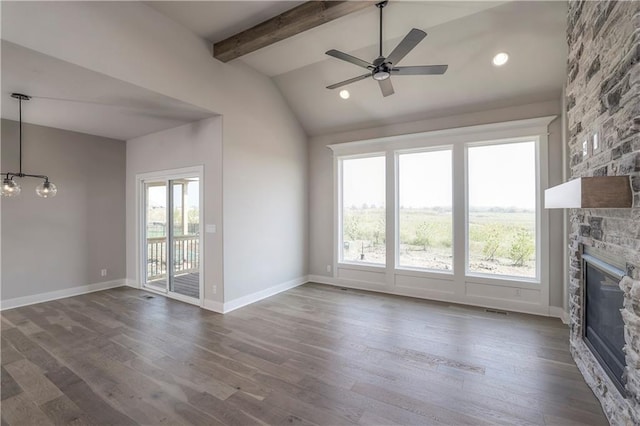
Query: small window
340 155 386 265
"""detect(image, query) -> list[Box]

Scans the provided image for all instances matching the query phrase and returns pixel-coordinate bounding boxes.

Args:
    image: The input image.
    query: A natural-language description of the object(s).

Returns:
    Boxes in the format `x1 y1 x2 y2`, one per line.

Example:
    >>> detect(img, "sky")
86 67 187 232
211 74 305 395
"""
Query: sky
147 179 200 209
342 141 536 210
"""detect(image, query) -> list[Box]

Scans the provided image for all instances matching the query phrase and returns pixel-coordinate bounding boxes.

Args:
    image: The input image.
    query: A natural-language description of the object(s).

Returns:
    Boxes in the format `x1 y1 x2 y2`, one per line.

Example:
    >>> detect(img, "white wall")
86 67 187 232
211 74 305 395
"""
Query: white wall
126 117 222 305
2 2 309 305
1 120 126 305
309 99 566 311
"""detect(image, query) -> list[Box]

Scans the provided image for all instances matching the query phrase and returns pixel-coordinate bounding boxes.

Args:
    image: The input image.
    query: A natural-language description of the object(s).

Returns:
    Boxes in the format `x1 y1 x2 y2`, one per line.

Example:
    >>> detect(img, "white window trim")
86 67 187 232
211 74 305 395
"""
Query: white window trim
395 145 454 274
464 136 542 283
329 116 555 315
337 152 386 269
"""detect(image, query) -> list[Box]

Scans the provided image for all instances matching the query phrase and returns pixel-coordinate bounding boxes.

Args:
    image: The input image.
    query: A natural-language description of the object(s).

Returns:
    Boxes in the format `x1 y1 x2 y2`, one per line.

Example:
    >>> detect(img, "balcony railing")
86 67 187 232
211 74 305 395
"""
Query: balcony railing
147 235 199 281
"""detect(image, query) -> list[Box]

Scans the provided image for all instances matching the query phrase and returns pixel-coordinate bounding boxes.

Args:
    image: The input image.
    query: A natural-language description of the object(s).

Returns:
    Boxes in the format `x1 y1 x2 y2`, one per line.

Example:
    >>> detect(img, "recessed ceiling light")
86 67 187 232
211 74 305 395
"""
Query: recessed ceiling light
339 89 350 100
492 52 509 66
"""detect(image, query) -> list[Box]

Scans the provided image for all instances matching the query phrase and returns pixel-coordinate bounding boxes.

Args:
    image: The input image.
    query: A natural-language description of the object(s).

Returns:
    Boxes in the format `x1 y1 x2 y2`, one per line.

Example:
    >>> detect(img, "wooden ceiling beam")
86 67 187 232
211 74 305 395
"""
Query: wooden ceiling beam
213 1 374 63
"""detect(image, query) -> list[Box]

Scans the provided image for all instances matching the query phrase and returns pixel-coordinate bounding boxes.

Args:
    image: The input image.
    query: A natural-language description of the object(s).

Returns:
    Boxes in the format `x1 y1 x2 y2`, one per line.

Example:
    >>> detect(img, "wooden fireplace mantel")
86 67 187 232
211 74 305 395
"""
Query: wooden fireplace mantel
545 176 633 209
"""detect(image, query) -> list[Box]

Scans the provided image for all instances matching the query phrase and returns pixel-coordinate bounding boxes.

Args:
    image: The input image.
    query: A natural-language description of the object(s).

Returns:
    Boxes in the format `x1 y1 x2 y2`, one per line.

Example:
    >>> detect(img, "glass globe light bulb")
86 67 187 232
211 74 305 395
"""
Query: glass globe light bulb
1 177 21 197
36 180 57 198
373 70 390 81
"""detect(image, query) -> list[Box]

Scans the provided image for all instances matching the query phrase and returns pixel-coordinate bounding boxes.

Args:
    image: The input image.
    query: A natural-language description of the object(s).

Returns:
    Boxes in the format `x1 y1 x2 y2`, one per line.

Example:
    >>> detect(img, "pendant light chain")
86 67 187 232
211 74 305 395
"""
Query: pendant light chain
19 94 23 175
0 93 58 198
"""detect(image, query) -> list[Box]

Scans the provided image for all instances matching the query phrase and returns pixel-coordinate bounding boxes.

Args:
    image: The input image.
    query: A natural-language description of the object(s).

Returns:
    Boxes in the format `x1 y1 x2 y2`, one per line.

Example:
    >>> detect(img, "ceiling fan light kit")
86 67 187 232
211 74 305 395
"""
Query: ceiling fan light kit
325 0 448 97
492 52 509 66
1 93 58 198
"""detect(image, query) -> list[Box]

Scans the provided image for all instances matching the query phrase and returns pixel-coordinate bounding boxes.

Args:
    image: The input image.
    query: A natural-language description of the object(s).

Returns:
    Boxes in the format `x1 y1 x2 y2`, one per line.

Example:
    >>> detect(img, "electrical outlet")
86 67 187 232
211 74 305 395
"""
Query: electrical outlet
101 269 107 277
212 285 217 294
326 265 332 273
515 288 521 297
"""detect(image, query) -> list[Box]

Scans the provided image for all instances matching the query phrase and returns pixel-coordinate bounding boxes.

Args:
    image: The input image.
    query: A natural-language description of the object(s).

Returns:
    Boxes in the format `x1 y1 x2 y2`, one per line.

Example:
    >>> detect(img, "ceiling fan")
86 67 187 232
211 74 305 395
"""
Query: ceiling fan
325 0 448 97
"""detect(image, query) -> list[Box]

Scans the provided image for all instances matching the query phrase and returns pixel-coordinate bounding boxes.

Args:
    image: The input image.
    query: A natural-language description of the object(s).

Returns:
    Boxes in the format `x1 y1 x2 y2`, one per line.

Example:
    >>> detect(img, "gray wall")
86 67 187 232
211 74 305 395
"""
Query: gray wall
2 2 310 305
126 117 223 305
1 119 126 301
308 99 566 309
223 91 309 302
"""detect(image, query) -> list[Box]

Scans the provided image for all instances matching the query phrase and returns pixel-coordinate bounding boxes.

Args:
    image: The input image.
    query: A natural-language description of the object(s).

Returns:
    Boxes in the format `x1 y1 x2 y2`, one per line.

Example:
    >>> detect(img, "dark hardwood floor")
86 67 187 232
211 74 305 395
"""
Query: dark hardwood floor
1 283 607 425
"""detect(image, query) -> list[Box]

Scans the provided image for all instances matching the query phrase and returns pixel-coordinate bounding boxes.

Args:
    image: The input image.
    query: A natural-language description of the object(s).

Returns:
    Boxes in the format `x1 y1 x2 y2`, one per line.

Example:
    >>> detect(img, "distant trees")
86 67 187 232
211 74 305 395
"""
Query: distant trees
344 206 535 271
343 212 385 246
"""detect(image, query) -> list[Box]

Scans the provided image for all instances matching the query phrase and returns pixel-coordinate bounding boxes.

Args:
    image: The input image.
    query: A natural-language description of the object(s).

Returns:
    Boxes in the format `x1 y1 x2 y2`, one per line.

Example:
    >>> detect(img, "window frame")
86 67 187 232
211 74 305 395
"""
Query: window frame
394 145 455 275
328 116 553 314
464 137 542 283
337 152 387 269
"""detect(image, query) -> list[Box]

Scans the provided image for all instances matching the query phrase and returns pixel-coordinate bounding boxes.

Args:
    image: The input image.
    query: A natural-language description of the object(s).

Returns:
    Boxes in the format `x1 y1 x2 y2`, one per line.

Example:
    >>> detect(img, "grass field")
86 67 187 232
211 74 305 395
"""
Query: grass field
343 208 536 277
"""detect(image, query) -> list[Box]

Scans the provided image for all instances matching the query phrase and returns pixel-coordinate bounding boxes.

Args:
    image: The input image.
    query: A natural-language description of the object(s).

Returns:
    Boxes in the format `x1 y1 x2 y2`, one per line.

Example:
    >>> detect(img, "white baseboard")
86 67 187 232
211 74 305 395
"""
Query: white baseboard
205 275 308 314
124 278 139 288
0 279 126 311
307 274 335 286
549 306 570 324
203 299 224 314
308 274 558 318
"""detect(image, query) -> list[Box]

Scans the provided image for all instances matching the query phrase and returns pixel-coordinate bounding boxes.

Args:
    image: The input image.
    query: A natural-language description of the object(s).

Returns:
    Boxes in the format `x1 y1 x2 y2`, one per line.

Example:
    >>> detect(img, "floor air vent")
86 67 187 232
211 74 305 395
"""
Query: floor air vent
485 308 508 315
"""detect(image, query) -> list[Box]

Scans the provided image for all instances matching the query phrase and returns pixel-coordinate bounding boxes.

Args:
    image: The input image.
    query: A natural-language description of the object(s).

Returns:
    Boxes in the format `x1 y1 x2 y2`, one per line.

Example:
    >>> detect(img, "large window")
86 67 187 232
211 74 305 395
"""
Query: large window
467 141 537 279
340 155 386 265
398 149 453 271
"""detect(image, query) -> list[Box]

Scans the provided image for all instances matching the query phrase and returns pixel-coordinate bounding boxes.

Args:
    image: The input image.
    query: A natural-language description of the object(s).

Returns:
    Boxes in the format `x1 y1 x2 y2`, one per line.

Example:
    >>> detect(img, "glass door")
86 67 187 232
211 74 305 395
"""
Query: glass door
144 181 168 291
169 178 200 299
142 174 201 303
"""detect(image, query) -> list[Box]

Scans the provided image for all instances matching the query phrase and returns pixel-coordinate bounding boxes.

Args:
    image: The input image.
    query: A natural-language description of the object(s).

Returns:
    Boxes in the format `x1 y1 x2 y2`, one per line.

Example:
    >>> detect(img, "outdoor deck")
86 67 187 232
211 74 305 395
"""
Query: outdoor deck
173 272 199 298
147 272 200 299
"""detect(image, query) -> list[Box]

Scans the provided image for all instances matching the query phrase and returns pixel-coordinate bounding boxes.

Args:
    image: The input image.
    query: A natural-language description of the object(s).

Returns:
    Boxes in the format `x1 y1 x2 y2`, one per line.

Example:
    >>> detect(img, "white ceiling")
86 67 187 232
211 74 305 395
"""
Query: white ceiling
1 41 214 141
2 1 568 139
146 0 306 44
150 0 568 136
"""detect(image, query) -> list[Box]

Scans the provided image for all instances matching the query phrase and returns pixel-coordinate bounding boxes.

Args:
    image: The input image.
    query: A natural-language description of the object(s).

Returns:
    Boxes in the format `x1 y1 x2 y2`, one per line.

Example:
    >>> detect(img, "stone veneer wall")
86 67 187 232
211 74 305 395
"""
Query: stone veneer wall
566 1 640 425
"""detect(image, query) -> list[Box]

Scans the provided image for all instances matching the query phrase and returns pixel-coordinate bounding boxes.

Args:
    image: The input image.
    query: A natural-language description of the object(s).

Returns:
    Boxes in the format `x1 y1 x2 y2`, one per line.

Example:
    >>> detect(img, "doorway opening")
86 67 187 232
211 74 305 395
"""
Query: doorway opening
138 167 203 305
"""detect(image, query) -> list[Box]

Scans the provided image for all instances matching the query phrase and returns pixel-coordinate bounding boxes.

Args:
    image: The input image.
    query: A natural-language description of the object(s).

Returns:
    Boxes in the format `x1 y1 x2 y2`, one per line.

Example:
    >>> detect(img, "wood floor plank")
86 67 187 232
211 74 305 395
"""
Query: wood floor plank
44 366 137 426
2 328 62 374
351 381 493 426
1 366 23 401
39 394 96 426
1 283 609 426
1 338 24 367
3 359 62 405
225 390 316 426
0 392 54 426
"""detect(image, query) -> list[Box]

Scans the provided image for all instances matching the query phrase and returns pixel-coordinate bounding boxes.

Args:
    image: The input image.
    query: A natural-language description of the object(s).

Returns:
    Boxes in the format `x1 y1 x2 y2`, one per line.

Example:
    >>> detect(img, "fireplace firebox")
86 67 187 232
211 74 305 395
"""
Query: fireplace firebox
582 247 627 395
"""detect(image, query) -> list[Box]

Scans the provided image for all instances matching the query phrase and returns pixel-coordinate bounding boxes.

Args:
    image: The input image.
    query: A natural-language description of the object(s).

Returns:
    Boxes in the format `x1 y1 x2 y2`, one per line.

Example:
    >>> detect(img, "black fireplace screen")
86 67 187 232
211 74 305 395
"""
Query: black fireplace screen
583 255 626 395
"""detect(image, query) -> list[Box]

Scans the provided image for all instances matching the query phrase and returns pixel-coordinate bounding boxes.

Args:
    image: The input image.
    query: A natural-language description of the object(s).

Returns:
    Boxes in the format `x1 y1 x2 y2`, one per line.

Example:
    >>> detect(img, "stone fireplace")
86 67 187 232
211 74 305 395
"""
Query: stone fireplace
566 1 640 424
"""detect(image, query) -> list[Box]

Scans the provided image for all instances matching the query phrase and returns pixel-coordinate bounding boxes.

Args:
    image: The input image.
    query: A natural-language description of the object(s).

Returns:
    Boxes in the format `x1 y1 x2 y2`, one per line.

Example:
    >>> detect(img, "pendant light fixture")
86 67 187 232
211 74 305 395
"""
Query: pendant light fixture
1 93 57 198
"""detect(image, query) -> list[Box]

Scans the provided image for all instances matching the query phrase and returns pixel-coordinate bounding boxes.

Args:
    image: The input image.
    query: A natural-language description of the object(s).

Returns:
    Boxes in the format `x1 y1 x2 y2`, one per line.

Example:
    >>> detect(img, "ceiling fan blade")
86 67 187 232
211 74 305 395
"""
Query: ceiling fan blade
326 73 370 90
378 78 394 97
326 49 374 70
392 65 448 75
385 28 427 66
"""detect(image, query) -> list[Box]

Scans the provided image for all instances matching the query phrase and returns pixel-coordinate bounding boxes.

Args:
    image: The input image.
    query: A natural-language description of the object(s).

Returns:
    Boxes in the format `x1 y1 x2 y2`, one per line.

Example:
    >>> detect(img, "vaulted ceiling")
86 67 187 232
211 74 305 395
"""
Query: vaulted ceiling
149 1 568 136
1 41 213 140
2 1 568 139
